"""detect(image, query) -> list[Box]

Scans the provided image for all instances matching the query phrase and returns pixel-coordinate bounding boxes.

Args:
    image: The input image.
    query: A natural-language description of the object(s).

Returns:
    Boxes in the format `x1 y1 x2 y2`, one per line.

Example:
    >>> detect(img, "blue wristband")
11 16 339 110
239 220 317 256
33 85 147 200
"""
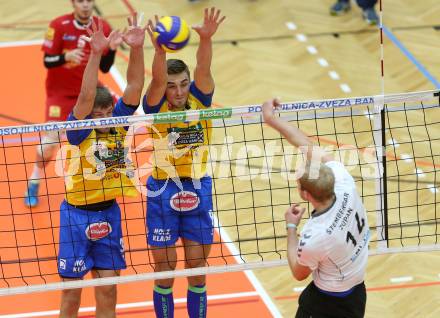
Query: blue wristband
286 223 298 230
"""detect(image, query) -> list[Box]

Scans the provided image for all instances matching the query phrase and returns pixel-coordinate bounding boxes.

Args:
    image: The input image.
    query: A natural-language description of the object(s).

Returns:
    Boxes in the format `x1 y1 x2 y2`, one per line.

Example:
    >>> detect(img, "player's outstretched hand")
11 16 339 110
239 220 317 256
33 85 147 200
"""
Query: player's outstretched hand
123 12 147 49
65 48 85 65
108 30 123 51
146 15 165 53
80 18 111 54
262 98 281 125
285 203 306 227
192 7 226 39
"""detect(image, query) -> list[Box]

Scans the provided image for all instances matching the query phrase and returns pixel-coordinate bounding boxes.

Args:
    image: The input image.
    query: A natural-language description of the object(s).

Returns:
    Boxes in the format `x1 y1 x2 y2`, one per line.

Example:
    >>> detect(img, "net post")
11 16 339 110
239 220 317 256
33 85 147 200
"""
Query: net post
373 96 388 252
380 105 389 248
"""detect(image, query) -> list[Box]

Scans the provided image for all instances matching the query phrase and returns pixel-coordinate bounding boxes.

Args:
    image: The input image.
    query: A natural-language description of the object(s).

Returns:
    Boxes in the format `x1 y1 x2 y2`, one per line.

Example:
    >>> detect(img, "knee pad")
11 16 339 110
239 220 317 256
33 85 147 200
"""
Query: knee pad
36 131 62 158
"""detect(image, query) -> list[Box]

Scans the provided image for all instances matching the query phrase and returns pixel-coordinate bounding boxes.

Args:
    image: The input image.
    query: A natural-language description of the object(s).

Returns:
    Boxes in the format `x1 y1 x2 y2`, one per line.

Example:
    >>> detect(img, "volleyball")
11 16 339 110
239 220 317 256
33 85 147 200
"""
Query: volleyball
153 16 191 53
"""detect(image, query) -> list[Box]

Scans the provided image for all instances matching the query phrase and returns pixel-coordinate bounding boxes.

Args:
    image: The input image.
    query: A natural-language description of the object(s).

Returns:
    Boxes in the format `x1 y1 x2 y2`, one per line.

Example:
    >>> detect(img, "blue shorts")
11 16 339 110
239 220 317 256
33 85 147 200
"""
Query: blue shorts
58 200 126 278
146 176 214 247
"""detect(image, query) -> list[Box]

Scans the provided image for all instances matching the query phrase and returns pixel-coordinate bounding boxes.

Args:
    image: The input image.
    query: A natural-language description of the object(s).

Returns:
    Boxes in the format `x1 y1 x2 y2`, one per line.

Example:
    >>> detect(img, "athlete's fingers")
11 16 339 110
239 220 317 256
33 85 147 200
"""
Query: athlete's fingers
213 8 220 22
218 15 226 25
133 11 138 27
146 19 154 36
137 12 144 27
80 34 91 43
291 204 301 215
85 27 93 37
203 8 208 23
298 207 306 218
91 19 97 32
98 18 103 32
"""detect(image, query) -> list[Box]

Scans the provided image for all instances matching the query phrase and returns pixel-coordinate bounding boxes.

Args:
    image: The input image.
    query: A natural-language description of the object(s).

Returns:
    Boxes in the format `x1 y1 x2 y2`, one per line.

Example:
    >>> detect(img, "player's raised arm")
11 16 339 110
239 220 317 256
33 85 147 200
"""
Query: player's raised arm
144 16 167 107
121 12 147 105
73 20 120 120
262 98 333 163
99 19 118 73
192 7 225 94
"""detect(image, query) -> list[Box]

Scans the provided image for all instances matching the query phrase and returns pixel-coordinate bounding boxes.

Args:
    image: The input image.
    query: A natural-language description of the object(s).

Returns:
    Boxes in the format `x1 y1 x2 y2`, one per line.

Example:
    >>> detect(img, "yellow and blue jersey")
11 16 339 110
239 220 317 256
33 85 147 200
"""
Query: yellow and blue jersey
143 82 213 180
64 98 138 205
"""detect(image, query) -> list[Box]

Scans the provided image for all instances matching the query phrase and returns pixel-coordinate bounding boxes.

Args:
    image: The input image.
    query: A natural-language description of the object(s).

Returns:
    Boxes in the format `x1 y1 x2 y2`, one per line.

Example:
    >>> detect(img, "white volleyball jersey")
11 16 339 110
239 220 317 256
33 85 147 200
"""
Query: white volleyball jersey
297 161 369 292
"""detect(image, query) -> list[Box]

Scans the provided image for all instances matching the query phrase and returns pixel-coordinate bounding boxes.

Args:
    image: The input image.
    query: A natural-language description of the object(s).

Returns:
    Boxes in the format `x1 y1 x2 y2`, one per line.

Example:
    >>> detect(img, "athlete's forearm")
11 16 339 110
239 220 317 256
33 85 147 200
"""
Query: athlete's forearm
267 117 313 149
287 228 299 270
196 37 212 77
123 46 145 105
75 52 102 118
44 53 66 68
99 49 116 73
151 49 167 86
194 37 214 92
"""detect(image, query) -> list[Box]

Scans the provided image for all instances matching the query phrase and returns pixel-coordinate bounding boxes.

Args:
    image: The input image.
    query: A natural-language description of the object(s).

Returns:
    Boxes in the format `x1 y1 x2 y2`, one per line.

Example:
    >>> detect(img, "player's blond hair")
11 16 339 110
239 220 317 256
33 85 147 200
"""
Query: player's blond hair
298 162 335 202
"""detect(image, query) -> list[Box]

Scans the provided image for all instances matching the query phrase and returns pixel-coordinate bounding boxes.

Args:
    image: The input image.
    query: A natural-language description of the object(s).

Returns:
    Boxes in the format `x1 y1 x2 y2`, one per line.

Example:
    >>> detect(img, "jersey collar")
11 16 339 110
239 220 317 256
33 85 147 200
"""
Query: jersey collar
73 17 92 30
311 195 337 218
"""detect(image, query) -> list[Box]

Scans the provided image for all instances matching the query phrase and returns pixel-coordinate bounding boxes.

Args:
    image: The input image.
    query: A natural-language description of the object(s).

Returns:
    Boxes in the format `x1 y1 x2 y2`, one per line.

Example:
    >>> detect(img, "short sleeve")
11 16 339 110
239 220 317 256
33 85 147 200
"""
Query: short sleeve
66 113 93 145
190 82 213 108
102 19 112 36
142 94 165 114
325 161 356 193
42 19 62 54
113 98 137 117
296 230 321 271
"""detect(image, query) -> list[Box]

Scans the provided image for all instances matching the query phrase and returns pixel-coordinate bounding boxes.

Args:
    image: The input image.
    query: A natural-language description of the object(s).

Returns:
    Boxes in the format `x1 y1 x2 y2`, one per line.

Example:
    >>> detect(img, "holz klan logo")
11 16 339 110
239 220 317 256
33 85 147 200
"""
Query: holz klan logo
85 222 112 241
170 191 200 212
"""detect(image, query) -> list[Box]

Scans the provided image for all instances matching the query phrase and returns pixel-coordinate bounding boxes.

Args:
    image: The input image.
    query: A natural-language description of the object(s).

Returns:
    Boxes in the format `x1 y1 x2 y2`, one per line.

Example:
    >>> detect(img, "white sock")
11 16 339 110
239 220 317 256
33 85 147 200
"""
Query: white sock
29 164 42 183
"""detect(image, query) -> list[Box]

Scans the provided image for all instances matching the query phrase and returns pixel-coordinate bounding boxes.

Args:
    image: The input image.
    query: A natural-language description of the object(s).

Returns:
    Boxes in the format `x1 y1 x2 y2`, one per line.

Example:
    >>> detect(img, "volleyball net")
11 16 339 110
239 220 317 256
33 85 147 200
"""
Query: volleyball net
0 90 439 295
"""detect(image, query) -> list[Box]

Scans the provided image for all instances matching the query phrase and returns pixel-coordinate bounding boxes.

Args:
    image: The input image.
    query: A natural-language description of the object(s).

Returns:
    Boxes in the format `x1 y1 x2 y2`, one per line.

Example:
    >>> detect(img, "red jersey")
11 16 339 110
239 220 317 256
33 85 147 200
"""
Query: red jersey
42 14 112 98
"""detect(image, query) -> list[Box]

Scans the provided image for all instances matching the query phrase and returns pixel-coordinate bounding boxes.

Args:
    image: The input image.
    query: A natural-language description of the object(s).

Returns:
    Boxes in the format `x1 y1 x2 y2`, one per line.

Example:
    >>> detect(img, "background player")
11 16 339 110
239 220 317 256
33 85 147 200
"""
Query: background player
262 98 370 318
57 14 145 317
25 0 118 207
143 7 225 318
330 0 379 25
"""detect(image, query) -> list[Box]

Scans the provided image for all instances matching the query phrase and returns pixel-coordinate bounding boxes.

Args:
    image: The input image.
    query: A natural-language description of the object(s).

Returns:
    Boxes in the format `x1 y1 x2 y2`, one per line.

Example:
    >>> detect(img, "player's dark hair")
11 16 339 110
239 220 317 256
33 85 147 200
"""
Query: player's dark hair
167 59 190 79
94 86 113 110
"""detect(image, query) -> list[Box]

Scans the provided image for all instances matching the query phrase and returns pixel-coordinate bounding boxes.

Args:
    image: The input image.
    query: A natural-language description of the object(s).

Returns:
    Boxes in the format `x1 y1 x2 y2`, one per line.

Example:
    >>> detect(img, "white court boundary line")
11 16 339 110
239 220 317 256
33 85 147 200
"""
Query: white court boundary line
0 291 260 318
0 39 43 48
212 217 284 318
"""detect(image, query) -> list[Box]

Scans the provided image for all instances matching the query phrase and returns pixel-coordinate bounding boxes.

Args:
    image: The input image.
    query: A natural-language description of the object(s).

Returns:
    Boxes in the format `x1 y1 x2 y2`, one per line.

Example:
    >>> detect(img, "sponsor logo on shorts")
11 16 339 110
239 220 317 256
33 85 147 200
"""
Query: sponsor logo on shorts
48 105 61 118
152 228 172 242
85 222 112 241
170 191 199 212
59 258 66 270
73 259 86 273
120 238 125 258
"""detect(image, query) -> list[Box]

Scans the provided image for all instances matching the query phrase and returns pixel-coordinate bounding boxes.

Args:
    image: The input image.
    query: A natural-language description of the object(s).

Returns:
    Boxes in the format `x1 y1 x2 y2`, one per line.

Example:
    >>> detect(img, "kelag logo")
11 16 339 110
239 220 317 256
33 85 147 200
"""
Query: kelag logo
199 108 232 120
153 112 187 123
